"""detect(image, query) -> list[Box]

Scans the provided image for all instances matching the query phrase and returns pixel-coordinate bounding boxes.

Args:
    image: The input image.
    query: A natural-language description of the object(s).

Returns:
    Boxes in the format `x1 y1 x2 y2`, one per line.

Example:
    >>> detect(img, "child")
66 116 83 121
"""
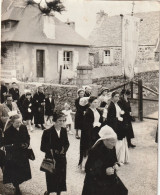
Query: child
62 103 74 135
45 93 55 126
100 101 108 122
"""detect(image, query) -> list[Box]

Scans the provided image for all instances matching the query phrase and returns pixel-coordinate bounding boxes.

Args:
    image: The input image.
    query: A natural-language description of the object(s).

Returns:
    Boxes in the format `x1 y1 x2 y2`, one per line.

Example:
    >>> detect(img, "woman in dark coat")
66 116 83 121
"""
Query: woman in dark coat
22 92 34 132
33 86 46 130
41 111 70 195
118 89 135 148
75 89 88 139
82 125 128 195
45 93 55 125
107 91 129 165
3 115 31 195
79 96 103 169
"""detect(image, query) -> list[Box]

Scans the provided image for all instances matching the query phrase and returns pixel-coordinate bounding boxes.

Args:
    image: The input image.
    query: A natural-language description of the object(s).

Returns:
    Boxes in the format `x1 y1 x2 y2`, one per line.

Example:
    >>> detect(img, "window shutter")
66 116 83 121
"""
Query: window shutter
110 48 114 63
58 50 63 72
99 50 103 64
73 51 79 71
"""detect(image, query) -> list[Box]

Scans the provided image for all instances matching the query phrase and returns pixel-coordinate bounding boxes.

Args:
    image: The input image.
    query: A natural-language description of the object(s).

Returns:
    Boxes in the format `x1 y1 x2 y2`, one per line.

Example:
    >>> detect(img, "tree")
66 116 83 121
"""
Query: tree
26 0 65 15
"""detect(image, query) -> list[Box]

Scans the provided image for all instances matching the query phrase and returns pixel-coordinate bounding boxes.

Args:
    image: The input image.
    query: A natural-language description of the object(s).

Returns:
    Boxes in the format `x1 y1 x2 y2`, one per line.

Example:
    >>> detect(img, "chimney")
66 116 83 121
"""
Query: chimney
96 10 108 24
65 19 75 30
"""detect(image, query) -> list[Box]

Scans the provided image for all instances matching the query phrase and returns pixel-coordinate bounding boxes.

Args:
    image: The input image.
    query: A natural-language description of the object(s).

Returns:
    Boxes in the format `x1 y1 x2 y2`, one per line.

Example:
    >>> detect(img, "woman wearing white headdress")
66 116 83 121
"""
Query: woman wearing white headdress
82 125 128 195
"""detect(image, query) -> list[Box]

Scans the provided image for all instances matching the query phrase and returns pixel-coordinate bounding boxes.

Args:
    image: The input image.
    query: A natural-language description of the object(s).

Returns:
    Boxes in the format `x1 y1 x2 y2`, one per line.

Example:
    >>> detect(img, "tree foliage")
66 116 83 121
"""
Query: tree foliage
26 0 65 15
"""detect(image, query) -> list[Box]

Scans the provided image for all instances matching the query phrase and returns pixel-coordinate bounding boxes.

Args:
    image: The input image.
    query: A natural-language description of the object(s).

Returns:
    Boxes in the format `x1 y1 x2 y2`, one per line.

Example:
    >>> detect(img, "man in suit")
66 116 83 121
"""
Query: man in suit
9 82 20 103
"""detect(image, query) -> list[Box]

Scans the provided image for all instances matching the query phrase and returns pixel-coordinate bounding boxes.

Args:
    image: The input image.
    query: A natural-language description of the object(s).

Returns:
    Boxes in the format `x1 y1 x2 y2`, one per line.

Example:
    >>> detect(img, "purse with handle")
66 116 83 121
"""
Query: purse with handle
40 131 56 174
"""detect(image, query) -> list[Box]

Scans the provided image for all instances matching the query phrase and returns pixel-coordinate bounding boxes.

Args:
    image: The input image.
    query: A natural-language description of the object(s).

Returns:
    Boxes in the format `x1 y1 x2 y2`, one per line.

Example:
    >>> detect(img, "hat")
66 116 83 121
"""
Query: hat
77 88 85 94
93 125 117 147
100 87 109 94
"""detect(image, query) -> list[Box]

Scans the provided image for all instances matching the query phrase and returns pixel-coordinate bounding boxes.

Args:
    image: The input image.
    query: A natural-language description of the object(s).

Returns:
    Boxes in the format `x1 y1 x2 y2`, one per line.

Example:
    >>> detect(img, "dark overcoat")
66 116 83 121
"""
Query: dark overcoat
40 126 70 193
82 141 128 195
32 92 45 124
79 108 103 165
45 98 55 116
9 88 20 101
118 98 134 139
1 84 8 103
106 101 126 140
3 125 31 185
22 98 33 121
17 94 26 117
75 97 88 130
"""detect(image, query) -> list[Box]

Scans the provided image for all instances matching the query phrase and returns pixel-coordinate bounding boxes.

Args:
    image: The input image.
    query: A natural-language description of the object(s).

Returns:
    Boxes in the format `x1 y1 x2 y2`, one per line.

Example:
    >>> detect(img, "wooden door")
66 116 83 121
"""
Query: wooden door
36 50 44 77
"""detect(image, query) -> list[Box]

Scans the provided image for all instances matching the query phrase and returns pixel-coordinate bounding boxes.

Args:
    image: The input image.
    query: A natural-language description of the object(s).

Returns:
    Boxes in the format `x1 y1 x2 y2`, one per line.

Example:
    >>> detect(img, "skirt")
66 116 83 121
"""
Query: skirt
116 138 129 164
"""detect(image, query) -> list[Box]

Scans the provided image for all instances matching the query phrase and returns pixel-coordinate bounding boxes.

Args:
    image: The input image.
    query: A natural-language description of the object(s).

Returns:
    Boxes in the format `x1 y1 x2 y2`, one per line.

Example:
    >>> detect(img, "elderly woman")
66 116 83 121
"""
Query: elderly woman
107 91 129 165
75 88 88 139
41 111 70 195
82 125 128 195
3 115 32 195
79 96 103 170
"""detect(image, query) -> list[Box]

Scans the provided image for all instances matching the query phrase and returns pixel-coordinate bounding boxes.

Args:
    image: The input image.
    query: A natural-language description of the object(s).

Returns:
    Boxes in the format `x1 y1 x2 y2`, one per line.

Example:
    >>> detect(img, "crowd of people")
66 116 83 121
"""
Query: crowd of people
0 81 138 195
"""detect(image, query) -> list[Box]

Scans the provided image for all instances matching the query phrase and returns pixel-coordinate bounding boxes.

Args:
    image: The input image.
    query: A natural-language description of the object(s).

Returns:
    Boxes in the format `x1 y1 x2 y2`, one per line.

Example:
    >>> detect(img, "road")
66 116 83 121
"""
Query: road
0 113 158 195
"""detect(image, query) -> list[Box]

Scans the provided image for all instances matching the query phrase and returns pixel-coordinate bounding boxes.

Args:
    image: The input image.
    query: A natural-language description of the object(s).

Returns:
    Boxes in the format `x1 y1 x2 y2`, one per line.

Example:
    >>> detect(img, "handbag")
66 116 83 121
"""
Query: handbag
40 131 56 174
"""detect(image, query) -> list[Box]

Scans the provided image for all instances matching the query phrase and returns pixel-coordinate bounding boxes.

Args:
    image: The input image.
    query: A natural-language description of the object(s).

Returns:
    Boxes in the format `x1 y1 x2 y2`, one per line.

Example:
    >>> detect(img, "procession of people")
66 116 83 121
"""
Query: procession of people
0 81 140 195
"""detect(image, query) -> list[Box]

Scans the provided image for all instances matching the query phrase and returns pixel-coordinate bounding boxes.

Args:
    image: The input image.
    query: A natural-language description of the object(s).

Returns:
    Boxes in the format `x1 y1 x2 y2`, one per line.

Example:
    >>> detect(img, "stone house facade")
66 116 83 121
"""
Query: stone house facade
1 1 90 83
88 11 160 69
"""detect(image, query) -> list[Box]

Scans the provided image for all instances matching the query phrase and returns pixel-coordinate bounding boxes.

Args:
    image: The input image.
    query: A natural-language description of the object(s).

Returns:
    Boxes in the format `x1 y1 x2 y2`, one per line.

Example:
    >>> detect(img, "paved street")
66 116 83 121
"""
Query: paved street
0 113 158 195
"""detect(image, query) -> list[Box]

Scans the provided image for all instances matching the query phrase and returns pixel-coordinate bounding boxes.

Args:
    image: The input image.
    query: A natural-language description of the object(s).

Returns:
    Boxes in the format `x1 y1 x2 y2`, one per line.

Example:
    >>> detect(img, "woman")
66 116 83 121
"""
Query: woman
118 89 135 148
45 93 55 125
79 96 103 169
3 115 32 195
107 91 129 165
75 89 88 139
41 111 70 195
22 92 34 132
98 87 110 107
82 125 128 195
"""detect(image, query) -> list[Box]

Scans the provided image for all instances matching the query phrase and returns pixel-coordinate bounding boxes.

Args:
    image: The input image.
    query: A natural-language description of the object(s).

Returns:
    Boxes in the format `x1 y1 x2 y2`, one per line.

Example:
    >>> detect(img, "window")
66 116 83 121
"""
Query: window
103 50 112 64
104 50 110 57
63 51 72 69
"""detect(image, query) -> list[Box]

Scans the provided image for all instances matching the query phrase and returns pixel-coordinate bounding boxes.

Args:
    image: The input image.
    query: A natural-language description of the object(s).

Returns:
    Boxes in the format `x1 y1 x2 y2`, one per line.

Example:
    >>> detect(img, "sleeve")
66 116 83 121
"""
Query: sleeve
40 131 50 154
63 128 70 153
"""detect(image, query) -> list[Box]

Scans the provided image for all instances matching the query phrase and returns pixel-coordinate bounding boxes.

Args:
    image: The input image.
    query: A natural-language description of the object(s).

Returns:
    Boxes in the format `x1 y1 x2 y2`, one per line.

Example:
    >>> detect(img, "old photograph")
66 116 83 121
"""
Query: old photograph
0 0 159 195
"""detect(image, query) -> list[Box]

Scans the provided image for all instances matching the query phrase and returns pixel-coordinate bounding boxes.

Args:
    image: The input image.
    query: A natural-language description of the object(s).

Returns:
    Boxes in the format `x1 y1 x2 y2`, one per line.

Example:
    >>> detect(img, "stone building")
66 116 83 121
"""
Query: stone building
88 10 160 70
1 1 90 82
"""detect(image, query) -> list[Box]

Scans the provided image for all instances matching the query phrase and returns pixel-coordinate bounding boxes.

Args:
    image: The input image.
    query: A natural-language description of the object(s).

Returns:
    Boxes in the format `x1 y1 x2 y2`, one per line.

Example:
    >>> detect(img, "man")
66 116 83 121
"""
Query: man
1 94 22 129
9 82 20 103
84 86 92 97
1 81 8 103
33 86 46 130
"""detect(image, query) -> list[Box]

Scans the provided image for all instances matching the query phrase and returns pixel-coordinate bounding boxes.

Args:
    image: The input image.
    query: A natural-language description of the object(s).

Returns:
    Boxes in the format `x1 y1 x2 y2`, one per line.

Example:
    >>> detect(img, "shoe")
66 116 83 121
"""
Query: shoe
35 124 41 128
44 191 49 195
129 144 136 148
75 135 80 139
41 125 46 130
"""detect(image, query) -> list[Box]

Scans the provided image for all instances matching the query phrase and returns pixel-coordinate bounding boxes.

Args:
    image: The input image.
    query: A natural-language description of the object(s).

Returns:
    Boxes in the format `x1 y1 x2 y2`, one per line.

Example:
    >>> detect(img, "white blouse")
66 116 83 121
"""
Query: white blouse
90 108 101 127
55 129 61 138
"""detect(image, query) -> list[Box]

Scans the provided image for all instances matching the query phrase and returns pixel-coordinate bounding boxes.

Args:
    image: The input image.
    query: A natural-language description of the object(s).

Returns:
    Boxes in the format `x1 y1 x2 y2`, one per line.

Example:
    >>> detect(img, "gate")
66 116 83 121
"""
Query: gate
109 79 159 121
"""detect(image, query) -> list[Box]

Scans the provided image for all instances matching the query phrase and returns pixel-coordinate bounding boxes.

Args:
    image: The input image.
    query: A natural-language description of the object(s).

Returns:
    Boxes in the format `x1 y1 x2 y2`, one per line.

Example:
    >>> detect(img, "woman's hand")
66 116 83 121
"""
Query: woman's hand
106 167 114 175
60 147 65 155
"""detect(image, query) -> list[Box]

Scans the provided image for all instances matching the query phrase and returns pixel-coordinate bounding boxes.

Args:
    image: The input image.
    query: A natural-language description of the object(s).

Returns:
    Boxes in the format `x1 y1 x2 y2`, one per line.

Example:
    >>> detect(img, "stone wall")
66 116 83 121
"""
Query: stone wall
92 70 159 94
5 82 78 111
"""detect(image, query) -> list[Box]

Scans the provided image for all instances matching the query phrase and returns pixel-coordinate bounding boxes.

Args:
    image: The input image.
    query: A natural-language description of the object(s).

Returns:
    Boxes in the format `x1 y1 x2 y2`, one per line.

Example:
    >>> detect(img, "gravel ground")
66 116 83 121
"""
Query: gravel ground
0 112 158 195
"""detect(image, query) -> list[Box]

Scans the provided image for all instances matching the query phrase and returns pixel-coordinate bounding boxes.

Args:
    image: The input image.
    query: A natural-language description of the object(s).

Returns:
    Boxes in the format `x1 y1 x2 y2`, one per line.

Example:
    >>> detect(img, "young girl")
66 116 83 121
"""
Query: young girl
62 103 74 135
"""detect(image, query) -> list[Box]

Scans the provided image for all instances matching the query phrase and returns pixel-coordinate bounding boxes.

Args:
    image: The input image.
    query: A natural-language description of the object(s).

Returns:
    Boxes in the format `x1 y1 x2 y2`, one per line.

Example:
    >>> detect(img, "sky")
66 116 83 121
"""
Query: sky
35 0 160 38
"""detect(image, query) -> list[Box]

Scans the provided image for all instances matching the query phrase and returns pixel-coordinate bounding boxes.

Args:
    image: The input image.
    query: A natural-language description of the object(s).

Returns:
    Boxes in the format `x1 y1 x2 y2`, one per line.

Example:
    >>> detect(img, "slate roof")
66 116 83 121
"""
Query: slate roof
1 4 90 46
89 11 160 46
